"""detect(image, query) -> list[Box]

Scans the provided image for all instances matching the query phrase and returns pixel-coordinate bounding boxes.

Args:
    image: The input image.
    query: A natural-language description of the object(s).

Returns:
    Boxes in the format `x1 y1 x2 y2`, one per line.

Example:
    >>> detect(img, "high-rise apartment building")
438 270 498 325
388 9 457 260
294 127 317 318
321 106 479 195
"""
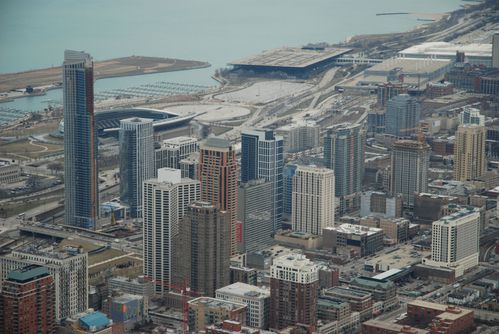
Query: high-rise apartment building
199 137 238 255
458 107 485 126
292 166 335 235
1 265 56 334
376 82 407 107
454 124 486 182
175 201 230 297
241 129 284 231
0 247 88 321
385 94 420 138
390 140 430 207
238 180 274 253
155 136 198 171
270 254 319 330
324 123 365 213
423 207 480 277
143 168 200 294
63 50 99 229
276 122 320 153
119 118 155 218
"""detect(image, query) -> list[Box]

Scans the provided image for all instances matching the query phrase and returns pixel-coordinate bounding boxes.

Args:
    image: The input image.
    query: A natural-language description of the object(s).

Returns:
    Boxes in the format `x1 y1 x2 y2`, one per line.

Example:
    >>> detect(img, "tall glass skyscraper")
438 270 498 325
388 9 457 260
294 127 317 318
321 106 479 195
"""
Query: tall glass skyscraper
63 50 99 229
324 123 365 213
119 117 155 218
385 94 420 138
241 129 284 231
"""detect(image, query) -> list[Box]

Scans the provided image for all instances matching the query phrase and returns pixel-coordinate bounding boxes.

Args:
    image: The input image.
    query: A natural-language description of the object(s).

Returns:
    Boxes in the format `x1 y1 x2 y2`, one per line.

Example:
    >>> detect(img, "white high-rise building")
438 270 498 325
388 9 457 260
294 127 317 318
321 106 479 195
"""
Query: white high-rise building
0 247 88 321
216 282 270 329
143 168 200 294
292 166 335 235
119 118 155 218
423 207 480 277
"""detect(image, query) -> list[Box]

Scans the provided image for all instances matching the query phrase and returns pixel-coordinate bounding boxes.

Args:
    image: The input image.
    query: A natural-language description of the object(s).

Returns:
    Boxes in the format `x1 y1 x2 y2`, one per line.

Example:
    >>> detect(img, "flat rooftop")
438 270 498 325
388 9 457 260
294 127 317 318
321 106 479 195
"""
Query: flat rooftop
230 47 351 69
365 244 430 269
324 223 383 236
216 282 270 299
188 297 247 311
365 57 451 74
399 42 492 58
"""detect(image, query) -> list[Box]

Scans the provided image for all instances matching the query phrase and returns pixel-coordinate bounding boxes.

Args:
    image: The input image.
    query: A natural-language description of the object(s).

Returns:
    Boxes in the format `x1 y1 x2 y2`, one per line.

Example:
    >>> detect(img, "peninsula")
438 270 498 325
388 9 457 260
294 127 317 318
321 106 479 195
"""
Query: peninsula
0 56 210 94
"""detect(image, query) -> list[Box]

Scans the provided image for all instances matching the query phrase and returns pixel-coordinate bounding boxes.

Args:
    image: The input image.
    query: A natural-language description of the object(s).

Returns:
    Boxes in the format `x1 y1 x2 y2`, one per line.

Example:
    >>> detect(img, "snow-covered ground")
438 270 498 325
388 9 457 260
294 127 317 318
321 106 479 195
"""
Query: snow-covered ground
167 104 251 122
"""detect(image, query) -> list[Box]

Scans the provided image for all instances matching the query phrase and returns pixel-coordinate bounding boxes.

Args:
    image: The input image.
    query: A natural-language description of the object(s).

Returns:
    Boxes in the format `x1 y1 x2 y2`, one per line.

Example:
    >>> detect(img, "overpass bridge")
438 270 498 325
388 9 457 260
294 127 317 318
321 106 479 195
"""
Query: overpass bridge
333 57 383 65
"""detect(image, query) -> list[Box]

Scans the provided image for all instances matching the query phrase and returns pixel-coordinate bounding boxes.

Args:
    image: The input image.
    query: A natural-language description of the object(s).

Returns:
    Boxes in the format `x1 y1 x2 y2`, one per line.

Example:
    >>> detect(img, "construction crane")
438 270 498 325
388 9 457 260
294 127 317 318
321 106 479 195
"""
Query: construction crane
143 276 199 334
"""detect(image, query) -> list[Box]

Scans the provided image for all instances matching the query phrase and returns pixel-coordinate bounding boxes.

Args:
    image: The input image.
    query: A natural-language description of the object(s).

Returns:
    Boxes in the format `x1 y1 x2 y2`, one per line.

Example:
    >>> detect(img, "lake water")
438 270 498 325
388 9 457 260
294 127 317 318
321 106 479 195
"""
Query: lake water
0 0 463 114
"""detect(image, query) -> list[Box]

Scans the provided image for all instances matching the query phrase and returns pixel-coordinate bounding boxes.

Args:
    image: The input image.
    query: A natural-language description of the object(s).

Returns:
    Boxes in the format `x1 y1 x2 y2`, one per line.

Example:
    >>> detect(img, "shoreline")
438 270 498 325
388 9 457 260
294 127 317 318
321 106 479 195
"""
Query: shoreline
0 56 211 102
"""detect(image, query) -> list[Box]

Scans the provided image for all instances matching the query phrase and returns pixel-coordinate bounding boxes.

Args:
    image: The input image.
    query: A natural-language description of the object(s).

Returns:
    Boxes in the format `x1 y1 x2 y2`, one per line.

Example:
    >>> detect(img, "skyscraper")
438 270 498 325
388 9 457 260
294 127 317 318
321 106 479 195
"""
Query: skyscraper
385 94 420 138
241 129 284 231
283 163 297 217
1 265 56 334
390 140 430 207
454 124 486 182
63 50 99 229
155 136 198 171
199 137 238 255
238 179 274 253
119 117 155 218
324 123 365 213
143 168 200 294
423 207 480 277
292 166 335 235
270 254 319 330
175 201 230 297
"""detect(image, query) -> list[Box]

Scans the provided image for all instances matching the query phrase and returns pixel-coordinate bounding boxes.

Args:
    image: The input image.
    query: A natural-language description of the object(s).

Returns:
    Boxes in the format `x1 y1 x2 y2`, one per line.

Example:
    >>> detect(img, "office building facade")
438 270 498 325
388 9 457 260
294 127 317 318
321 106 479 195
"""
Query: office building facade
238 179 274 253
119 117 155 218
63 50 99 229
241 129 284 231
454 124 486 182
143 168 200 294
292 166 335 235
390 140 430 207
175 202 231 297
270 254 319 330
199 137 238 256
385 94 420 138
324 123 365 213
1 265 56 334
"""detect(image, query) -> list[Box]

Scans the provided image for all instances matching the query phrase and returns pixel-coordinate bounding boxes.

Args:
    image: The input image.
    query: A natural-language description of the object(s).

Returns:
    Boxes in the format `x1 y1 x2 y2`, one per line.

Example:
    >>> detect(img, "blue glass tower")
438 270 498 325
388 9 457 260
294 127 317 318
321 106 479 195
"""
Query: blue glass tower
241 129 284 231
63 50 99 229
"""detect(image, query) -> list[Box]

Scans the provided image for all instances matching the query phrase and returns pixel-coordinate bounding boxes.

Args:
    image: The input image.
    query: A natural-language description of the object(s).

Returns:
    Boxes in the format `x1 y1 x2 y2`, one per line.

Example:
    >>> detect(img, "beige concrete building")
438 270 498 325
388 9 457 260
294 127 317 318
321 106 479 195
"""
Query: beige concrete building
292 166 335 235
454 124 486 182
